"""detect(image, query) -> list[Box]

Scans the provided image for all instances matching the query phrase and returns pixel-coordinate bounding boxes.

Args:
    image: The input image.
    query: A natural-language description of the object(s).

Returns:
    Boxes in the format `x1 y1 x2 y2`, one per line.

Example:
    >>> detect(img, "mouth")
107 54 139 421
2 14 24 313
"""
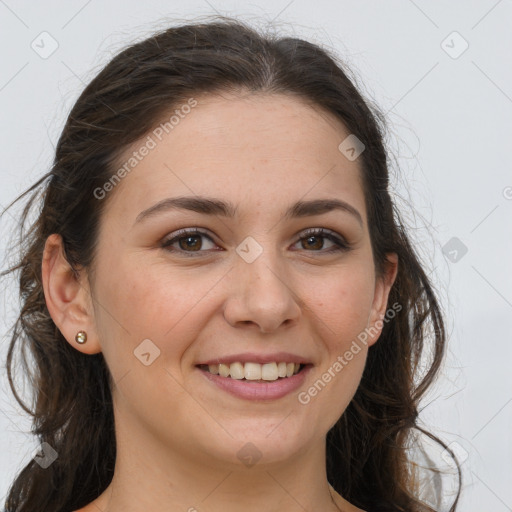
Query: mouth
196 361 313 401
197 361 309 382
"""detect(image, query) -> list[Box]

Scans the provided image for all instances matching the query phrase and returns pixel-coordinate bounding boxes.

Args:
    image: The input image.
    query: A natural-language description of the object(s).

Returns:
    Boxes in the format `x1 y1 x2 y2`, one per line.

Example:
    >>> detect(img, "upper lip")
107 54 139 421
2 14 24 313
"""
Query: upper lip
196 352 313 366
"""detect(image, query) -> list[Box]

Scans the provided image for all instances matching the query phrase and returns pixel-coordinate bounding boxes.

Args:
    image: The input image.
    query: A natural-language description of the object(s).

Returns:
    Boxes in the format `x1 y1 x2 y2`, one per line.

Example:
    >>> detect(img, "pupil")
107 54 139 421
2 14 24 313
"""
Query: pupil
304 235 322 250
180 236 201 251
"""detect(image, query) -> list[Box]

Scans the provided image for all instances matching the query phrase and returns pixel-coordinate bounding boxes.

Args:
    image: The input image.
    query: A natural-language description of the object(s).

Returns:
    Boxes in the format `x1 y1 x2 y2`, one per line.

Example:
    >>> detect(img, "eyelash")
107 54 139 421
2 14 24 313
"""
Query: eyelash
160 227 350 257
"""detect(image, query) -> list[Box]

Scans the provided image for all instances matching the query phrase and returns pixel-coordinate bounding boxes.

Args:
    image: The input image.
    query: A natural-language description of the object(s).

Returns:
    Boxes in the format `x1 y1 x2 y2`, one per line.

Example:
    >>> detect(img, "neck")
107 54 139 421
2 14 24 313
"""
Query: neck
92 415 348 512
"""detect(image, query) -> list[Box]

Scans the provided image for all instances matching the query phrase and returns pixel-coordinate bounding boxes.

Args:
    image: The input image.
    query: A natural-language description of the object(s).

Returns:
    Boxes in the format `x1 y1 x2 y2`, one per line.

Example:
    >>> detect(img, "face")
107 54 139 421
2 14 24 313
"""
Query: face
81 92 397 469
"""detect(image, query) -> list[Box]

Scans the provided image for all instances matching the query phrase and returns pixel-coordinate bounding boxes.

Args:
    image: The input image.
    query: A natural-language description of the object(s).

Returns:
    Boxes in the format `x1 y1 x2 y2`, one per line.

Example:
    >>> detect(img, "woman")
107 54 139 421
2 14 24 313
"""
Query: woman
1 16 461 512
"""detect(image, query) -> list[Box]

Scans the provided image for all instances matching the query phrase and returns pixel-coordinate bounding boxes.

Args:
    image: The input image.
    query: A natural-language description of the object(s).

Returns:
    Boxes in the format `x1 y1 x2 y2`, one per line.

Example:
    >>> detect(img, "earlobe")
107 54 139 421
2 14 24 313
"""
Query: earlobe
41 234 102 355
366 253 399 347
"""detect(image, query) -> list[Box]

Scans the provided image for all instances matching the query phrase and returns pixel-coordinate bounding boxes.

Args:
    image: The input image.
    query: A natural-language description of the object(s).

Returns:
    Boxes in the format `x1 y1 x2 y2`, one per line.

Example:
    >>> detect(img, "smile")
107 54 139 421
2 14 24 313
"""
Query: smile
197 361 304 381
196 362 313 401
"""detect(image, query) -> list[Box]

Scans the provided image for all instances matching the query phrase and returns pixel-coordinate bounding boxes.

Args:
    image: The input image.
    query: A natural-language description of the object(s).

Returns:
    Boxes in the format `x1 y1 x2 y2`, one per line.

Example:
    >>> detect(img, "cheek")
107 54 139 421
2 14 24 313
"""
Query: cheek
299 273 373 431
293 263 374 417
308 263 375 348
92 256 219 371
91 261 200 421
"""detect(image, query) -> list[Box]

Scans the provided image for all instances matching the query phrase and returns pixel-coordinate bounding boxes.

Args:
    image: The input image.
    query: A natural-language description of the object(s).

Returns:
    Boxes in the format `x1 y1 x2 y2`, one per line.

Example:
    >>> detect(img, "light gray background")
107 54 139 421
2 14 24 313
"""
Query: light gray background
0 1 511 510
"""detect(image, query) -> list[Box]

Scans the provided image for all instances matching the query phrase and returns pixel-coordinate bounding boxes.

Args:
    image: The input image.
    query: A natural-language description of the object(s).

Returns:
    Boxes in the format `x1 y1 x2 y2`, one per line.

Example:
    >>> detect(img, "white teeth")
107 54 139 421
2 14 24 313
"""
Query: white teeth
230 362 245 380
202 361 303 380
244 362 262 380
261 362 278 381
277 362 287 378
218 363 230 378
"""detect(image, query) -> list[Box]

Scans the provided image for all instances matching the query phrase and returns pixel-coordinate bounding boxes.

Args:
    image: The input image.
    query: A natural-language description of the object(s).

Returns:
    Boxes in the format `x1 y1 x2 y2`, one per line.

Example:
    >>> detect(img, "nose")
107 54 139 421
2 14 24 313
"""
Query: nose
222 248 302 333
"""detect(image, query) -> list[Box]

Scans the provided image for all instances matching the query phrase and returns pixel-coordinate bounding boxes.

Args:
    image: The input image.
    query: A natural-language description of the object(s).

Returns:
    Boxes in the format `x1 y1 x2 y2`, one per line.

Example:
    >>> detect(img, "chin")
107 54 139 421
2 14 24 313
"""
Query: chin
196 421 315 468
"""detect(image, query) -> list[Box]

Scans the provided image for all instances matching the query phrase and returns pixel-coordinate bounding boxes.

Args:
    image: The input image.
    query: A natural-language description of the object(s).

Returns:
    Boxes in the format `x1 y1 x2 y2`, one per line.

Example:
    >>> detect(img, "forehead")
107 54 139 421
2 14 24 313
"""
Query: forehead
104 92 366 225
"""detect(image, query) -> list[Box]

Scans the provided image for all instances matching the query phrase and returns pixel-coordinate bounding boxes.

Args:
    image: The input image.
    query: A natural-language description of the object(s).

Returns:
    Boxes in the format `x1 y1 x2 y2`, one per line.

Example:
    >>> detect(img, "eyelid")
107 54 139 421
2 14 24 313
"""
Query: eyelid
162 227 211 241
299 227 346 242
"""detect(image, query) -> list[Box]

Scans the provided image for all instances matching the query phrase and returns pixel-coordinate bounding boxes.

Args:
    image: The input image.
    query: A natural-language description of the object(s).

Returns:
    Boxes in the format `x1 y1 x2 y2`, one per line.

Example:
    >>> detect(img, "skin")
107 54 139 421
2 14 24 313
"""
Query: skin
42 91 398 512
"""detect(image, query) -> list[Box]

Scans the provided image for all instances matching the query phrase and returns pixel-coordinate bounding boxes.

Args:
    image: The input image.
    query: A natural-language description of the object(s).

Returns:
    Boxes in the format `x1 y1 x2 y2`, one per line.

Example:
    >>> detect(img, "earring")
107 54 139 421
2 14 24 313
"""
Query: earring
75 330 87 344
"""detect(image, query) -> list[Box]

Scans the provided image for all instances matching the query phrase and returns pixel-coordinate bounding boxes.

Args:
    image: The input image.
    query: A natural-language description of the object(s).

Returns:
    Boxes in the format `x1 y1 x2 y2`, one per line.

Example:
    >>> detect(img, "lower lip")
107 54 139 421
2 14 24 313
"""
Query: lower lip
197 365 312 401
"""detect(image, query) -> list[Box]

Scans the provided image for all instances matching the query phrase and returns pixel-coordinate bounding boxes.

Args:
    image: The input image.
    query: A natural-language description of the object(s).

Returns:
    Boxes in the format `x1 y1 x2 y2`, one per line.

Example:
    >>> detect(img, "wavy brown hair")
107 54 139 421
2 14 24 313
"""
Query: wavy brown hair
1 15 461 512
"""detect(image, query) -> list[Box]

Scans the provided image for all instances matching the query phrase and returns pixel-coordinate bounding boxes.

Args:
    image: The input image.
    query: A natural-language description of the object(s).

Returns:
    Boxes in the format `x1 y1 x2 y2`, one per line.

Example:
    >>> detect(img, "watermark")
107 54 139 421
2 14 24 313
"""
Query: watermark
32 442 58 468
441 441 469 467
440 31 469 60
236 236 264 263
31 31 59 59
237 442 263 467
133 338 161 366
93 97 198 200
338 134 365 161
298 301 402 405
442 236 468 263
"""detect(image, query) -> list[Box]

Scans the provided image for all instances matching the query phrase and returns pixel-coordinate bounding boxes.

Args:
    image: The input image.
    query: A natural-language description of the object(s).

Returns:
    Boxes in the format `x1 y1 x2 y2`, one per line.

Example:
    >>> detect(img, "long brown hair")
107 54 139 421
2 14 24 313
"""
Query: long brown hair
1 15 461 511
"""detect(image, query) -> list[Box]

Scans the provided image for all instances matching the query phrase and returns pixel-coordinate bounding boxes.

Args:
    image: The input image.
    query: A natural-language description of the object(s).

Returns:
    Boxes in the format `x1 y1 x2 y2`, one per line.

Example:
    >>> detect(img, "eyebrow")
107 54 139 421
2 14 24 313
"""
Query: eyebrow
134 196 363 227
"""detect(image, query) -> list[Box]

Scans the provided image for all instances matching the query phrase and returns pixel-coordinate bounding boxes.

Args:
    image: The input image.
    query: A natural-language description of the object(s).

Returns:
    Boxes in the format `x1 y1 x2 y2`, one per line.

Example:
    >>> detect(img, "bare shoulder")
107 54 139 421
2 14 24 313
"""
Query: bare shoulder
73 499 108 512
72 505 96 512
73 485 111 511
72 495 107 512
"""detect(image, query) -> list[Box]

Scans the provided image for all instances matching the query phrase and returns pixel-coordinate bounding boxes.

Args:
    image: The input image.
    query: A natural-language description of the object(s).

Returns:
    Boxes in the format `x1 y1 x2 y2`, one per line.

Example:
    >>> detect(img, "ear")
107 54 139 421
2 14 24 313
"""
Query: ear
366 252 398 347
41 233 102 355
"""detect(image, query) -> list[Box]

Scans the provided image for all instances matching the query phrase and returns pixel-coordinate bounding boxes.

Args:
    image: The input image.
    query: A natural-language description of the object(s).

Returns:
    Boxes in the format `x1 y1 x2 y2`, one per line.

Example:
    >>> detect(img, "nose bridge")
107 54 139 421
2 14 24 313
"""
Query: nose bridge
224 235 301 331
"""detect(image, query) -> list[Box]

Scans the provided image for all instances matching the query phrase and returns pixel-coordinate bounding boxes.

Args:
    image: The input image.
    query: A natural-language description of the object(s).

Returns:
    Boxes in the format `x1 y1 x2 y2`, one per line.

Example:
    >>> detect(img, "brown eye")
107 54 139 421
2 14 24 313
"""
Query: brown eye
293 228 349 253
162 228 217 255
301 235 325 250
178 235 203 251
